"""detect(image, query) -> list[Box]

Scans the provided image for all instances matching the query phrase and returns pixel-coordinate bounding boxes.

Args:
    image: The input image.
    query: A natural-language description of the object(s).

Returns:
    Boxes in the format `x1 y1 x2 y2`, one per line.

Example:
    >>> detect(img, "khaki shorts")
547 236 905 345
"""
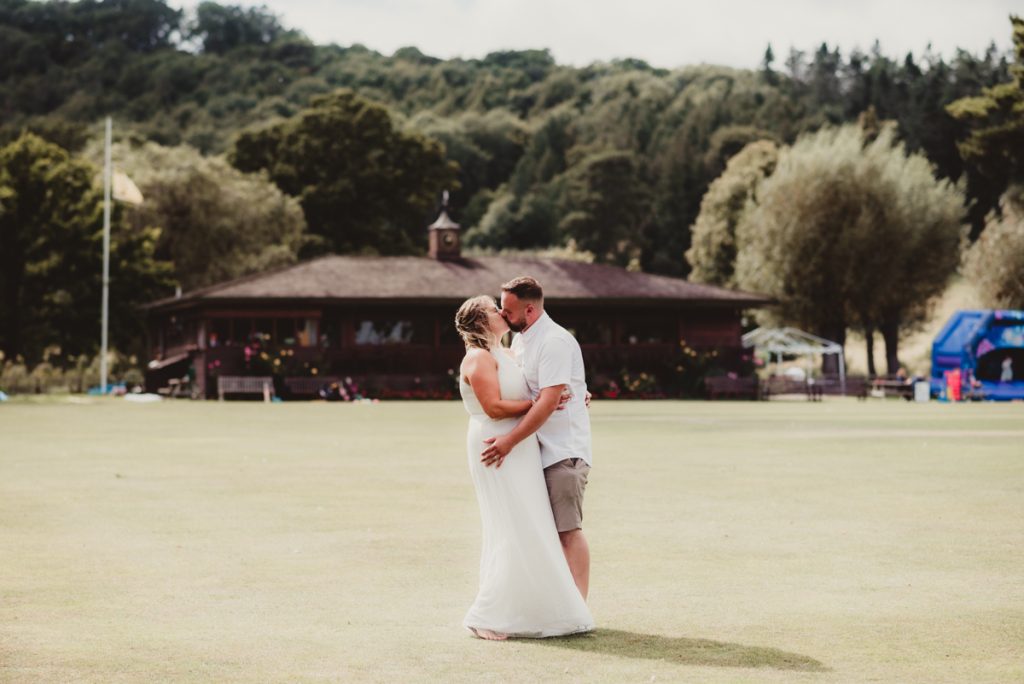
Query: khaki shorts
543 458 590 533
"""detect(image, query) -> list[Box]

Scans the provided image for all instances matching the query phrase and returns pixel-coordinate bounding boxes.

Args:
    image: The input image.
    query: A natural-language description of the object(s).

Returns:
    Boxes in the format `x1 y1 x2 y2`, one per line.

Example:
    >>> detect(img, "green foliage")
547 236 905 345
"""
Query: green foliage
468 185 563 250
735 124 964 371
668 339 724 398
947 17 1024 202
230 89 457 255
406 108 529 222
962 187 1024 309
188 2 288 54
0 132 173 364
83 138 308 290
703 125 781 179
687 140 778 286
0 347 142 394
0 0 1015 286
0 116 91 152
639 66 812 275
559 150 650 266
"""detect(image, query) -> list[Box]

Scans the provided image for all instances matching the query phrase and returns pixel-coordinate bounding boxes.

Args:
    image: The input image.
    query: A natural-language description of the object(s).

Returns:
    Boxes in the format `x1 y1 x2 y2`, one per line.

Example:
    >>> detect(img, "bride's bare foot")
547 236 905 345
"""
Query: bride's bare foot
469 627 508 641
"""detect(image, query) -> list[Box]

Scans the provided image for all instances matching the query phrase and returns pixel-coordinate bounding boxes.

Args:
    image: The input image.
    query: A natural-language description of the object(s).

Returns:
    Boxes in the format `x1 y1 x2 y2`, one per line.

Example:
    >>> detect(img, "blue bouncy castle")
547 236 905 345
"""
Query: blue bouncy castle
930 310 1024 401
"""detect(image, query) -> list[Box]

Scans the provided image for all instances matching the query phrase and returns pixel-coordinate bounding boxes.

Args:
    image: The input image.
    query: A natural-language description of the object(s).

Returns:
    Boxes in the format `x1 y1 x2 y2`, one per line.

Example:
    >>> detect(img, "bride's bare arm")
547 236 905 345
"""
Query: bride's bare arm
463 349 533 420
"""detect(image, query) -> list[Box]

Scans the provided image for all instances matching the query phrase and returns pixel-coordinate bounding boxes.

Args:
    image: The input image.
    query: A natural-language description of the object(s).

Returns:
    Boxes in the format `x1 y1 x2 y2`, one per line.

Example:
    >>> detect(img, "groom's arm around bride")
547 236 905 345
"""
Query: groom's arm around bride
480 382 565 468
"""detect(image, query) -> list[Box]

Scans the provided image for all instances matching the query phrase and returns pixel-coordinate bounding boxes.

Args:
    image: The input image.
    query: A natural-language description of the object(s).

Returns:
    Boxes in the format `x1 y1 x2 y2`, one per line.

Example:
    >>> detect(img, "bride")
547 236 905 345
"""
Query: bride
455 295 594 640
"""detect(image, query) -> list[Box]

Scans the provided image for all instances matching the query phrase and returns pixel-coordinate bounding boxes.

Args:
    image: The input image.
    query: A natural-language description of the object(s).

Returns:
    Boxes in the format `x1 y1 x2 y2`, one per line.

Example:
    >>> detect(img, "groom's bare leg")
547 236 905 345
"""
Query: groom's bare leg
545 458 592 600
559 529 590 600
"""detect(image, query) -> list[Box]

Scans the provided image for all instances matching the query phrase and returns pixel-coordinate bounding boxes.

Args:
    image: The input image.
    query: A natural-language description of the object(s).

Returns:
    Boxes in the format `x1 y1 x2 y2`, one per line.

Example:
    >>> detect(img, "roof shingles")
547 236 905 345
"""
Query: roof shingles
147 255 768 309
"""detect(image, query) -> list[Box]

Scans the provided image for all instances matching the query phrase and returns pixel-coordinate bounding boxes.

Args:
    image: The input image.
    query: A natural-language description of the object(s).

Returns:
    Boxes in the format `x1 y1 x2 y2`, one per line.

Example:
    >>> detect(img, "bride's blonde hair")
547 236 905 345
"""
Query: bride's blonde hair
455 295 496 350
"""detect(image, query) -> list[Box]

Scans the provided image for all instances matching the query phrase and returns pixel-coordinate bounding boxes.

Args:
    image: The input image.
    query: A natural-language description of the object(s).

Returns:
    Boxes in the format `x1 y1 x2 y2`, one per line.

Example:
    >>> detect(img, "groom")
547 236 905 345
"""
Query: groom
481 276 593 600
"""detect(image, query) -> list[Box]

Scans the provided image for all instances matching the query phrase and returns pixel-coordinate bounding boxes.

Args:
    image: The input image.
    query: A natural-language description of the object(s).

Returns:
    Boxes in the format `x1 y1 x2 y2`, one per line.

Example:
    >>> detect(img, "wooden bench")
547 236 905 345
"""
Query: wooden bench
761 375 869 401
705 375 759 400
815 375 869 399
869 377 914 400
217 375 275 402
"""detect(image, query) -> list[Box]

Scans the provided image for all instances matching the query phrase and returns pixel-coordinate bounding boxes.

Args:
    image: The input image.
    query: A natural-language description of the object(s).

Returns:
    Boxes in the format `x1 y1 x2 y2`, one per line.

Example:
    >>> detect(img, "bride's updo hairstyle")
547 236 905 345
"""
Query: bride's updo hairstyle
455 295 495 350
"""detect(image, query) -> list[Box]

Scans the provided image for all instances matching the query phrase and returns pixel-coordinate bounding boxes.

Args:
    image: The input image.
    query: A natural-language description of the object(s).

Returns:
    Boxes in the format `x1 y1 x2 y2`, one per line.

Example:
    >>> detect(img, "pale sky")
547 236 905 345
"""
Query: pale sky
170 0 1020 69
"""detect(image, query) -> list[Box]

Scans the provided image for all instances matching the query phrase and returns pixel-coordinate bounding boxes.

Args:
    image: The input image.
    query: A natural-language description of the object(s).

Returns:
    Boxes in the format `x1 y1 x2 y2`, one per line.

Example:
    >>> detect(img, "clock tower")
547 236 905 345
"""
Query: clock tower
428 191 461 261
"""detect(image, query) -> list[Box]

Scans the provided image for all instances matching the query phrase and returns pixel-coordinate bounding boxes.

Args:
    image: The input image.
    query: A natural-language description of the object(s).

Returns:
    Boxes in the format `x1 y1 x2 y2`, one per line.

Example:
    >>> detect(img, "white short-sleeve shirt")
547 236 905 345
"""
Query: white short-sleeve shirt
510 312 592 469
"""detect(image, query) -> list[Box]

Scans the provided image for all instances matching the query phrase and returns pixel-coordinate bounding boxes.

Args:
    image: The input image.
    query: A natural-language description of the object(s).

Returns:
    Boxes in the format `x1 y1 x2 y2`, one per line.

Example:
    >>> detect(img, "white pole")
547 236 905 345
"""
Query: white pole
100 117 112 395
839 347 847 395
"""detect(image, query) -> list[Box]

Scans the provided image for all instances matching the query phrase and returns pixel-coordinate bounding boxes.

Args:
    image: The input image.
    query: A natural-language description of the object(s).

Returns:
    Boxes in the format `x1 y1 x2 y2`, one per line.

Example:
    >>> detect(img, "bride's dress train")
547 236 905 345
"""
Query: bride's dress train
461 348 593 638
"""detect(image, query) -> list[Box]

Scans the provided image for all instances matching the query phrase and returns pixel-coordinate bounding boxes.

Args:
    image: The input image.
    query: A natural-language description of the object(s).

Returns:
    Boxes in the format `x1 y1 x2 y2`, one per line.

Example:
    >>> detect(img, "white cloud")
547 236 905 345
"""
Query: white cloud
170 0 1019 68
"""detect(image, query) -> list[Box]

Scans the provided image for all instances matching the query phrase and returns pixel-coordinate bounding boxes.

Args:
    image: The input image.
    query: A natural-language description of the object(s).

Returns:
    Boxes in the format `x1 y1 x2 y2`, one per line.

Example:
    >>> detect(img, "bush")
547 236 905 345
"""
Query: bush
0 348 146 395
0 357 33 394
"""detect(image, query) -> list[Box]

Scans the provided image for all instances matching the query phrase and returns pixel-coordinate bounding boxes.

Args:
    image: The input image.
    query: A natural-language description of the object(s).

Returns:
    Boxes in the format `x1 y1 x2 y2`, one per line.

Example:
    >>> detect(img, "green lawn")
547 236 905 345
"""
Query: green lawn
1 398 1021 683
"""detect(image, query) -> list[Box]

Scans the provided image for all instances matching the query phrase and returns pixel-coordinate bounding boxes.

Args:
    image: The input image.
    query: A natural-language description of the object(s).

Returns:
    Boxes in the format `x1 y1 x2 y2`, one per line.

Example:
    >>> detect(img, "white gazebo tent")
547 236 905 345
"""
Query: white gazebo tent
741 326 846 393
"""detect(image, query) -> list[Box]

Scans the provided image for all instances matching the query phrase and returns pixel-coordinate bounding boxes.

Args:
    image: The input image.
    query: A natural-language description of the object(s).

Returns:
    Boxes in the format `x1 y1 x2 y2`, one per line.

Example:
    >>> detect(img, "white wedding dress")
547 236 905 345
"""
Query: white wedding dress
461 348 594 638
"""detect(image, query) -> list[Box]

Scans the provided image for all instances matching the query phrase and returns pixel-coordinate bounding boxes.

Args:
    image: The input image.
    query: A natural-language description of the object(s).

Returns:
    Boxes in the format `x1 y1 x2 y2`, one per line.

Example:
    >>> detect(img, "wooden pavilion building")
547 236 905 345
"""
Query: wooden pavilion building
143 206 769 398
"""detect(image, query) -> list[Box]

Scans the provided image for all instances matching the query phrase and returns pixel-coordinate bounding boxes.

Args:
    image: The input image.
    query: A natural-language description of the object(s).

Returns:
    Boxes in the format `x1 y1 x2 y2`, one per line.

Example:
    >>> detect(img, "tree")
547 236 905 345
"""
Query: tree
702 125 780 180
84 139 309 290
188 2 287 54
0 2 1014 274
735 124 964 374
687 140 778 287
407 108 529 229
947 17 1024 212
464 112 574 250
0 117 90 153
559 151 650 266
760 44 777 85
962 187 1024 308
230 89 458 255
0 133 173 364
480 49 556 82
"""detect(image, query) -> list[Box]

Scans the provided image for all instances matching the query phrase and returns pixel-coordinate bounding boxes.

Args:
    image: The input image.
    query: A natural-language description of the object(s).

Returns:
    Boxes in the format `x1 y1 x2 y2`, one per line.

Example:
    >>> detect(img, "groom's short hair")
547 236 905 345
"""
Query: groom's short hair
501 276 543 302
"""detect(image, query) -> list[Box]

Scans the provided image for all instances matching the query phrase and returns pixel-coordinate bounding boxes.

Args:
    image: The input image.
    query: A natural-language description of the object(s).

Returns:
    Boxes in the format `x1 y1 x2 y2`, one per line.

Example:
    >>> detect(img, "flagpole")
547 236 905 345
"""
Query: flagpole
100 117 112 395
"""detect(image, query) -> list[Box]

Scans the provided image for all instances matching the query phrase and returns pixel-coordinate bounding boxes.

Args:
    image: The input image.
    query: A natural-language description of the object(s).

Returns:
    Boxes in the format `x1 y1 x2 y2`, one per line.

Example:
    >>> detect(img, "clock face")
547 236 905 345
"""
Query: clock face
442 232 456 247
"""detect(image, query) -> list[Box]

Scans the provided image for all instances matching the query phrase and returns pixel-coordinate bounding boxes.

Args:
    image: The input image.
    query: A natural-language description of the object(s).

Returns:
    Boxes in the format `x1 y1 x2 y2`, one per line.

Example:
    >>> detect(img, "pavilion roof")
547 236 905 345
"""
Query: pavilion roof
145 254 770 311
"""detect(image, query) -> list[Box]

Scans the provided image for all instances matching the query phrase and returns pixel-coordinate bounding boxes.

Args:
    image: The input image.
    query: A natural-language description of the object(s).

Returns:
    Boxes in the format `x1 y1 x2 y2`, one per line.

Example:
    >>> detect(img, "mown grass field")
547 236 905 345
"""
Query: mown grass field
1 397 1021 683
